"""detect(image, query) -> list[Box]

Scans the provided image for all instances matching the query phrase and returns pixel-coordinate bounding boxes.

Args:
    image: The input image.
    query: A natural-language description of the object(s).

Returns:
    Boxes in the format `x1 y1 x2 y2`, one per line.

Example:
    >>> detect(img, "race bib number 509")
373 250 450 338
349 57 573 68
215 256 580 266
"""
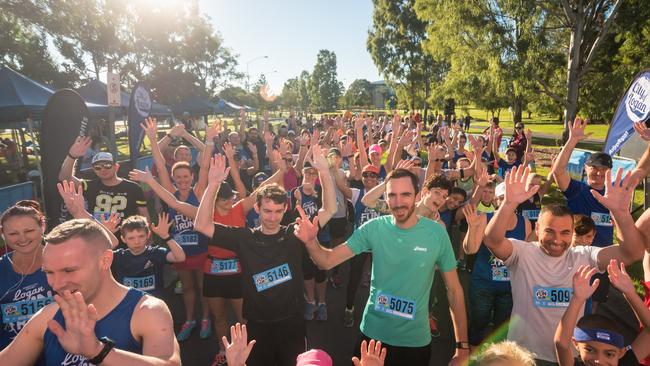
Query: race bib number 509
533 286 572 308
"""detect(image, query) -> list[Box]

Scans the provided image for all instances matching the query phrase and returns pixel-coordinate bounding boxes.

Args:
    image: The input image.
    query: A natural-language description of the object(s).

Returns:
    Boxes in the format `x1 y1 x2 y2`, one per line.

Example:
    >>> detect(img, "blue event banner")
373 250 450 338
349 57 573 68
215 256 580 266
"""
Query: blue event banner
604 69 650 156
127 83 152 164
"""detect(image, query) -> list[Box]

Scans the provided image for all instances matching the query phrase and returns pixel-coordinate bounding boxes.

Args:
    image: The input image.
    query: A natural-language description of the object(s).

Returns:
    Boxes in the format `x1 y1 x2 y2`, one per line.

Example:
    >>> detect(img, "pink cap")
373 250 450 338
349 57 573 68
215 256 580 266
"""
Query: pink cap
296 349 333 366
368 144 382 155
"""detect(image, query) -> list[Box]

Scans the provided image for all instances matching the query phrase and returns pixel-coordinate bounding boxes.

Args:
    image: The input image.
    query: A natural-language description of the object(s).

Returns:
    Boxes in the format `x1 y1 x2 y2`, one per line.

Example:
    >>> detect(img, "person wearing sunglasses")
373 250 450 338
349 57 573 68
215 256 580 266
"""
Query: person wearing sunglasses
508 123 529 161
59 138 149 223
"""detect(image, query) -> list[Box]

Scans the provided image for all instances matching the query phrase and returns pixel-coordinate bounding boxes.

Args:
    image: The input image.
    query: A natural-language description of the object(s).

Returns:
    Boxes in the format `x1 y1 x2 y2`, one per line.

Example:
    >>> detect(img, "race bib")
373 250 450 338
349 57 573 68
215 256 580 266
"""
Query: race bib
533 286 572 308
2 297 53 324
252 263 292 292
522 209 540 221
490 256 509 281
209 258 240 275
591 212 613 227
123 275 155 291
176 233 199 246
374 292 416 320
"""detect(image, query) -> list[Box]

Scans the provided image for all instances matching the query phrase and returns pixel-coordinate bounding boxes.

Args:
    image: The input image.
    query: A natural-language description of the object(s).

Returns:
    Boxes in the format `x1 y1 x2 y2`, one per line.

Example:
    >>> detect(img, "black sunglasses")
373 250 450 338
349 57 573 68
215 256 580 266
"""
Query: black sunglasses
92 162 114 170
362 172 379 178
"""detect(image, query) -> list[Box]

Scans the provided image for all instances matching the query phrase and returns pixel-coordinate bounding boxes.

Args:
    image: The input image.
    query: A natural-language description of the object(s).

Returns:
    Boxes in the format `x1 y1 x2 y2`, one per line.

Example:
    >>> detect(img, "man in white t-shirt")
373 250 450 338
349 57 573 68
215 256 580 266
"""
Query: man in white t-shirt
484 165 645 365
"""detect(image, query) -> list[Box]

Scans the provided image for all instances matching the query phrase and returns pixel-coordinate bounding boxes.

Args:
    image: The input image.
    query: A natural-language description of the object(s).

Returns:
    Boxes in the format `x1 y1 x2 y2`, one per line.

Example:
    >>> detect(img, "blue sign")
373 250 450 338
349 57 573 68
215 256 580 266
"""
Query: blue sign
604 69 650 156
128 83 152 164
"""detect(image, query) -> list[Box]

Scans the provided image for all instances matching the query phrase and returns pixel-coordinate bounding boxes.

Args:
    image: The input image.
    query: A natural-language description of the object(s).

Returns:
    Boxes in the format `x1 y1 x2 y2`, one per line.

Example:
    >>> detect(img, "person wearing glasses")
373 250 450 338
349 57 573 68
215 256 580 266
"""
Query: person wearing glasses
59 137 150 223
508 123 530 161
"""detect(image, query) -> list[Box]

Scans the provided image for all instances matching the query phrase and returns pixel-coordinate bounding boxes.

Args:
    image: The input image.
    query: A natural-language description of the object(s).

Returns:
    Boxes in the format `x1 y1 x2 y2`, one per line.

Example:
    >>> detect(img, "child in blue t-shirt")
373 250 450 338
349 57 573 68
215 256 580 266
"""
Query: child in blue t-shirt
112 213 186 298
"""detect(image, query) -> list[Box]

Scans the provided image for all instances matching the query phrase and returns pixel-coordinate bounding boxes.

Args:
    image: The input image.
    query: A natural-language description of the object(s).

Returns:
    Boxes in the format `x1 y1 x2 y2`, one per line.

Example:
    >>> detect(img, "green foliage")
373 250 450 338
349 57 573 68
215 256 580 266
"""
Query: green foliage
344 79 373 107
218 86 257 108
308 50 341 112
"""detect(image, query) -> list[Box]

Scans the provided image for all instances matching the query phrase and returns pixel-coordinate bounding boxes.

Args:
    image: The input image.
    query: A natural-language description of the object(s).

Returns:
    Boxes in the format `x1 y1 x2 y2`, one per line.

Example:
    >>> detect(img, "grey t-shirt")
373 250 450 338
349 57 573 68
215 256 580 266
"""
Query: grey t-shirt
332 169 348 219
503 239 601 362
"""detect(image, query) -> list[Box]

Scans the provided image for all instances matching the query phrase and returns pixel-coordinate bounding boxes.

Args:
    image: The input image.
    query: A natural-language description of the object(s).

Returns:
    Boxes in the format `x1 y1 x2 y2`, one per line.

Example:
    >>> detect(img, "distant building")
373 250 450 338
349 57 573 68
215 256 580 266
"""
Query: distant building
370 80 395 109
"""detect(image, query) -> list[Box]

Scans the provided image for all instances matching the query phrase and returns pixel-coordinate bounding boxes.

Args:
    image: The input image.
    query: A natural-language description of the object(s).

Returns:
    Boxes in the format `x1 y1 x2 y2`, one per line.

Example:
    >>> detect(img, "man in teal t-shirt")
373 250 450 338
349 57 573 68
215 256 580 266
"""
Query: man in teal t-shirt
294 169 469 366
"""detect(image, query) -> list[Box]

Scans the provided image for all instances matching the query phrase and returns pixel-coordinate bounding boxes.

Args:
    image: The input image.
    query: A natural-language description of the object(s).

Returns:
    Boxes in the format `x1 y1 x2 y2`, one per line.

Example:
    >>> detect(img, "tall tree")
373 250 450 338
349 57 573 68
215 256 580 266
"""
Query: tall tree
344 79 373 107
308 50 341 112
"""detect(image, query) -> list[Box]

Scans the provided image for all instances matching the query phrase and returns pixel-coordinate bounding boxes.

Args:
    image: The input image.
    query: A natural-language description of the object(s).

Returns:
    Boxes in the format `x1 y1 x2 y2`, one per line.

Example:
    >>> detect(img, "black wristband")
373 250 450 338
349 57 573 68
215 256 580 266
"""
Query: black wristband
455 341 471 349
87 337 115 364
67 153 77 160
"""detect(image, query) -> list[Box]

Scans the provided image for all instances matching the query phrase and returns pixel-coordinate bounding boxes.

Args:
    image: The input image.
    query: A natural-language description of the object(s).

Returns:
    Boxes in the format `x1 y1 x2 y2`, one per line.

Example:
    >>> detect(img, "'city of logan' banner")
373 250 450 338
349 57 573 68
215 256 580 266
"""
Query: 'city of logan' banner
127 83 152 164
604 69 650 156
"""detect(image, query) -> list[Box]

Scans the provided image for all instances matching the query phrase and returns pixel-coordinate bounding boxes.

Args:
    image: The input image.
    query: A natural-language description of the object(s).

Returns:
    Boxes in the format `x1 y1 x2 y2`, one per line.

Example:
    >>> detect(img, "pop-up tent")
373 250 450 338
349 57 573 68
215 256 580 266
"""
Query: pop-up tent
173 96 218 116
78 79 173 117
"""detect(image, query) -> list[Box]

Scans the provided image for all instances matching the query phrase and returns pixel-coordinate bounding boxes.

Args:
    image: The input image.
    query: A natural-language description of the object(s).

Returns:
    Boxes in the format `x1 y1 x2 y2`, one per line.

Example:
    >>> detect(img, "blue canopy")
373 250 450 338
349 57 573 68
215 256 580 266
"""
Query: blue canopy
0 66 108 125
78 79 173 117
173 96 217 115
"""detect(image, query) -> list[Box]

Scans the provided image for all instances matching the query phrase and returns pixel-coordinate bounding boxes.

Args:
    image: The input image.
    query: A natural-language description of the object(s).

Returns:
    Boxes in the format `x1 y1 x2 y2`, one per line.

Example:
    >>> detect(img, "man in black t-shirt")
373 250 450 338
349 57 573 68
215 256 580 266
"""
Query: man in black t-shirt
59 137 149 222
194 148 335 366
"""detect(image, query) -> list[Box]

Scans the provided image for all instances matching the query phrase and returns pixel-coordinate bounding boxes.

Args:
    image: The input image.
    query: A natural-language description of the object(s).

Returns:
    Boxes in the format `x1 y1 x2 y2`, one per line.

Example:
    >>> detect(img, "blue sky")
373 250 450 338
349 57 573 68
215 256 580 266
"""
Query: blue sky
199 0 383 94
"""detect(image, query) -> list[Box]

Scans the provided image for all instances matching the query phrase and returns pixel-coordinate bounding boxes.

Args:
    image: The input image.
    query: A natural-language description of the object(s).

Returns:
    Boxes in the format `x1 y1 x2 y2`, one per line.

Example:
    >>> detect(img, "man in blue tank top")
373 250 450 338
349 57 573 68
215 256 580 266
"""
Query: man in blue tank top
0 219 180 366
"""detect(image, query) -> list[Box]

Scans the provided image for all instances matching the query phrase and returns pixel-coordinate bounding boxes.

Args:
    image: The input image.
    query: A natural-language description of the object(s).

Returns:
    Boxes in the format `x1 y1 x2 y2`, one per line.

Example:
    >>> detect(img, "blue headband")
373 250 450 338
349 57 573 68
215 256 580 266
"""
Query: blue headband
573 328 624 348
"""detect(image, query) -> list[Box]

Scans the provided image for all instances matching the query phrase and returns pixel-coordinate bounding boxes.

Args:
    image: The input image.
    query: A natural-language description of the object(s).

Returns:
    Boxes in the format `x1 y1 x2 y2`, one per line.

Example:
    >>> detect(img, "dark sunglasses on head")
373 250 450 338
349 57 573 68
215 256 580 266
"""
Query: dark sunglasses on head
362 172 379 178
92 162 114 170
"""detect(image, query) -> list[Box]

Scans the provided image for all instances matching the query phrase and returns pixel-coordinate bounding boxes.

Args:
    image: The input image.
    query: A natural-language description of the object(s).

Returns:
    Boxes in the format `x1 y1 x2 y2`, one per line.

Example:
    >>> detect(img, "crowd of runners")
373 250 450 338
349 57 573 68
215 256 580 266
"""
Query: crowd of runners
2 109 650 366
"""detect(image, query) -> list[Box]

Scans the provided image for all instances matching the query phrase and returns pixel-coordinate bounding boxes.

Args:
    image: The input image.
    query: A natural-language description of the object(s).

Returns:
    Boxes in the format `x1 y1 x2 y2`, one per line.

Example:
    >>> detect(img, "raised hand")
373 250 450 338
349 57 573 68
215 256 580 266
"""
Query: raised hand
572 265 600 302
352 339 387 366
239 108 246 122
395 159 414 170
222 142 235 161
294 206 320 245
206 119 222 141
503 164 539 205
590 169 638 214
568 117 593 143
311 144 329 171
57 180 86 217
310 130 320 148
169 124 185 138
462 205 482 227
222 323 255 366
608 259 636 297
524 128 533 140
263 110 269 122
354 117 365 131
209 154 230 184
47 291 101 359
140 117 157 142
100 213 121 233
128 167 154 184
68 136 92 158
150 212 171 239
246 141 258 156
263 130 274 147
633 121 650 141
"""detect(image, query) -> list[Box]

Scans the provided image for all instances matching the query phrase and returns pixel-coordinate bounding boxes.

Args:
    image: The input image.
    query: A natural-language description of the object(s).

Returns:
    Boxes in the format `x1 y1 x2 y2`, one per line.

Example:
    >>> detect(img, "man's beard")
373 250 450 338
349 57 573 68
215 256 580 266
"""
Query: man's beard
391 203 416 223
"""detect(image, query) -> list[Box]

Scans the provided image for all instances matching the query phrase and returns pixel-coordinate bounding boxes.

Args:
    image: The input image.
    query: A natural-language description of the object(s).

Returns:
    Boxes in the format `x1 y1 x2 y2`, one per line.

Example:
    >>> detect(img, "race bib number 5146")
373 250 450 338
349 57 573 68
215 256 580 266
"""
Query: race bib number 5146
252 263 292 292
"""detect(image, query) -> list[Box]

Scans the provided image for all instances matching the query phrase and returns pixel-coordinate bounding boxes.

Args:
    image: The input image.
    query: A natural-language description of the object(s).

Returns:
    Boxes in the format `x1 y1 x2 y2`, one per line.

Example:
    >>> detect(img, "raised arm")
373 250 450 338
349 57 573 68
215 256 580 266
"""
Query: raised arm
355 117 370 168
386 115 403 172
484 165 539 261
194 120 221 199
332 167 352 200
142 118 175 193
223 142 248 201
194 155 230 239
554 266 600 366
129 168 198 219
311 145 337 227
361 182 389 213
551 118 592 191
59 136 91 188
593 170 645 267
461 205 487 255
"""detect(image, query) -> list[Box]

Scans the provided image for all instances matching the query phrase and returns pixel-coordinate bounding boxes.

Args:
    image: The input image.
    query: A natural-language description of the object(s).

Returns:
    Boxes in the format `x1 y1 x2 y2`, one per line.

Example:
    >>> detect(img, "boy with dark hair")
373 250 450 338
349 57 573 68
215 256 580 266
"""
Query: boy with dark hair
112 213 186 298
555 261 650 366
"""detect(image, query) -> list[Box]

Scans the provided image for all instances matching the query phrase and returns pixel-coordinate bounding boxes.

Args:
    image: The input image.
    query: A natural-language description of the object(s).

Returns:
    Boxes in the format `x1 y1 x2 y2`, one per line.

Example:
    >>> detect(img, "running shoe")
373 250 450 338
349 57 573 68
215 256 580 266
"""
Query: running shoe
304 302 316 321
429 314 441 338
316 303 328 321
329 274 343 289
174 280 183 294
199 318 212 339
176 320 196 342
211 352 227 366
343 307 355 328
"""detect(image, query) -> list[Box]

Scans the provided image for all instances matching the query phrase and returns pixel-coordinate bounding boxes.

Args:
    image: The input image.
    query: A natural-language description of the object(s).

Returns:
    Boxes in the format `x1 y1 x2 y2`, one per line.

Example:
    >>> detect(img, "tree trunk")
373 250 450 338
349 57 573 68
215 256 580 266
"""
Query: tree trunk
513 97 523 123
563 6 584 142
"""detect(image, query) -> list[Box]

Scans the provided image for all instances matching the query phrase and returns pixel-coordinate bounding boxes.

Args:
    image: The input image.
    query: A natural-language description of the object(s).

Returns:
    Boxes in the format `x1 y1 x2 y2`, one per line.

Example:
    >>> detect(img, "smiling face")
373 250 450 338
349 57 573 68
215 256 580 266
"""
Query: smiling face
573 340 625 366
1 215 44 255
585 165 608 190
386 176 417 224
172 166 193 191
536 211 573 257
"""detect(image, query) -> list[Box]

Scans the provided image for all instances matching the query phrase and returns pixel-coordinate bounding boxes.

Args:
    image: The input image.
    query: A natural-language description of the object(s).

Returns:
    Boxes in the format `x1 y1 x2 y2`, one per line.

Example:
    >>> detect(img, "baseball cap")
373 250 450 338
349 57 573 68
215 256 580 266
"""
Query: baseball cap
495 182 506 198
216 181 238 200
362 164 380 175
252 172 268 189
303 161 317 172
368 144 382 155
91 152 114 164
296 349 332 366
585 152 613 169
327 148 341 157
573 327 624 348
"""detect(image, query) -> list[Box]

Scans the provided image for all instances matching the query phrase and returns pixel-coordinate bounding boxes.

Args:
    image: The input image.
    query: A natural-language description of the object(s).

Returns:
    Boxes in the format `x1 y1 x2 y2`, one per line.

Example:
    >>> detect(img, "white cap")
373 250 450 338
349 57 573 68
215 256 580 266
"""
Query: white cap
495 182 506 198
91 152 114 164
